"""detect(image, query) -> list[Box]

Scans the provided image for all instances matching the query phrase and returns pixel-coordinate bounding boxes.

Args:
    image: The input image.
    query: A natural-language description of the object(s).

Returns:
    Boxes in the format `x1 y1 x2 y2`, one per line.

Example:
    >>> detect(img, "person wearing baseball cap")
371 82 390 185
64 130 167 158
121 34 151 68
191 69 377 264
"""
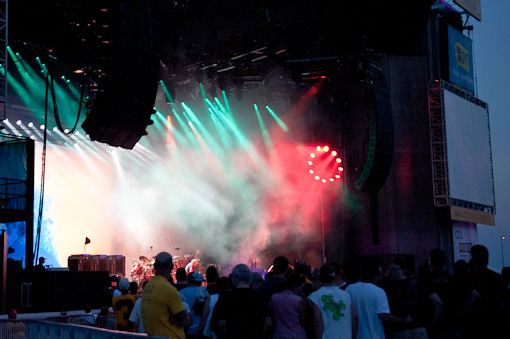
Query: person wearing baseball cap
112 278 136 331
141 251 189 339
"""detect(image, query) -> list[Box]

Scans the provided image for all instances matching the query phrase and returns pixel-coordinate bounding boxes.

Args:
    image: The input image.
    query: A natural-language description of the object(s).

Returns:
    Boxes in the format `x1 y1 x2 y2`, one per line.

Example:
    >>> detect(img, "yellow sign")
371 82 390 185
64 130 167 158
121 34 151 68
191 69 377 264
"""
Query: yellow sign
455 42 470 72
451 206 495 226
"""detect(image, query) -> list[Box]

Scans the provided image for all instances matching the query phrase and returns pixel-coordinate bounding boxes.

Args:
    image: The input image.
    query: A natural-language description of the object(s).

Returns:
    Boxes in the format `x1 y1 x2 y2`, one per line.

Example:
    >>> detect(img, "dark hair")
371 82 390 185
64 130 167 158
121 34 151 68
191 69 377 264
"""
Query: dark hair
279 274 305 292
429 249 446 269
206 266 219 282
272 256 289 274
176 267 187 281
392 256 407 270
342 259 361 283
99 306 109 316
361 261 381 281
294 260 311 275
129 281 138 295
84 304 92 313
328 261 342 275
318 265 335 284
471 244 489 267
453 260 469 275
251 272 264 285
216 276 229 293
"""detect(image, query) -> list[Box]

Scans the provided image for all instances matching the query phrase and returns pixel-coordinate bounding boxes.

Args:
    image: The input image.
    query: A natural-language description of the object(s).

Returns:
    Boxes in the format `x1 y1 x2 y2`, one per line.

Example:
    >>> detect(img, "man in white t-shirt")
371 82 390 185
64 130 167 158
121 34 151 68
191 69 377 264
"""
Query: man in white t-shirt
346 261 412 339
308 265 358 339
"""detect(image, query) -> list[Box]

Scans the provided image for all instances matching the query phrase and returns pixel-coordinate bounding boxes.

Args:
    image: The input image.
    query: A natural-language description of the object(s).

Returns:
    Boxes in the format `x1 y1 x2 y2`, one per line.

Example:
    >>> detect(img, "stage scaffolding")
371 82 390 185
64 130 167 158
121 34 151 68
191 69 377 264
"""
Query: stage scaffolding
428 80 449 207
428 80 495 214
0 133 34 268
0 0 6 120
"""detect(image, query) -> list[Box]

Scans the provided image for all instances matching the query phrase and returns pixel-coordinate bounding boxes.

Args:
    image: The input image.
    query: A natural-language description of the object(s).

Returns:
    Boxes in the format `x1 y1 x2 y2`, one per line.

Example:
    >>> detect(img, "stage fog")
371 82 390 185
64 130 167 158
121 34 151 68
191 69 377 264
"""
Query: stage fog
23 74 343 276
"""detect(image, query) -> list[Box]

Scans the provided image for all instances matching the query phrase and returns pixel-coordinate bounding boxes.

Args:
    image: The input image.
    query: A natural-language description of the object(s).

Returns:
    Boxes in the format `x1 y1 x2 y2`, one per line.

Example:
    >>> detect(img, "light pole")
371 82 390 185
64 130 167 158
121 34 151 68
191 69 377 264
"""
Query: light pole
501 236 506 268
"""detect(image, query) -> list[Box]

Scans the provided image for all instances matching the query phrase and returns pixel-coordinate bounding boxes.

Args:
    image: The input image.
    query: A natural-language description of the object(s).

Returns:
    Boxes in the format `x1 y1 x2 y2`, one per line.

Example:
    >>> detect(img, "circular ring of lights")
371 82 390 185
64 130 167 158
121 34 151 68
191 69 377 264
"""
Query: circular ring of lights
308 146 344 183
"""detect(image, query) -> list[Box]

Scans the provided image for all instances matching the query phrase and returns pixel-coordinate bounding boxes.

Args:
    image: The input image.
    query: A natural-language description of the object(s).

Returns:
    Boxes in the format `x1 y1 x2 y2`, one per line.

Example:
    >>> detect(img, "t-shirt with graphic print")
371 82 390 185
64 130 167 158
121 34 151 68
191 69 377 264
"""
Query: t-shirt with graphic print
308 285 353 339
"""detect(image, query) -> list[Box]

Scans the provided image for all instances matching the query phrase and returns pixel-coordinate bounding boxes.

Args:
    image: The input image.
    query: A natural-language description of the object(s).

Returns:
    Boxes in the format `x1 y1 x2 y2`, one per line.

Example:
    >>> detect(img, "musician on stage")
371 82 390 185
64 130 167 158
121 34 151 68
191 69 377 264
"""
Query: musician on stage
185 258 199 275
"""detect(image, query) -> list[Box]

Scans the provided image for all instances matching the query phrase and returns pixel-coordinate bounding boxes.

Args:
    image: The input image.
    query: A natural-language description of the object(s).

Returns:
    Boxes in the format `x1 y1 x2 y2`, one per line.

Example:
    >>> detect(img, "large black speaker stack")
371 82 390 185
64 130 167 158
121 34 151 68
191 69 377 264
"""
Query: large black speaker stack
81 0 161 149
32 271 111 312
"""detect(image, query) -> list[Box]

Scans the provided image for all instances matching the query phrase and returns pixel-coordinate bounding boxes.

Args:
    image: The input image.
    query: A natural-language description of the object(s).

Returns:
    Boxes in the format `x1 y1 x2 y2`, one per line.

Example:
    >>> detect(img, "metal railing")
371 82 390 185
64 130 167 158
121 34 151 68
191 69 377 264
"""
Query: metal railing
0 317 153 339
43 314 116 329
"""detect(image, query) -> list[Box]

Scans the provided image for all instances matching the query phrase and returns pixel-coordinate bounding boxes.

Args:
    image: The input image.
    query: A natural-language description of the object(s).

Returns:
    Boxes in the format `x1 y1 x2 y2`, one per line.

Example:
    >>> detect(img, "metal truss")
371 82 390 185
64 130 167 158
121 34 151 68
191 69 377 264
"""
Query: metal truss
0 0 6 120
428 80 495 214
428 80 449 206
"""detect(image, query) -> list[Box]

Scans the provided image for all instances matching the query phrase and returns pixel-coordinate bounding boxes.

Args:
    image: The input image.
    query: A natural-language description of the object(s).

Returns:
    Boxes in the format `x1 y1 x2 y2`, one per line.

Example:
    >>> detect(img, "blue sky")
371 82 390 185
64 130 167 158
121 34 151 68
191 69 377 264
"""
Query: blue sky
471 1 510 270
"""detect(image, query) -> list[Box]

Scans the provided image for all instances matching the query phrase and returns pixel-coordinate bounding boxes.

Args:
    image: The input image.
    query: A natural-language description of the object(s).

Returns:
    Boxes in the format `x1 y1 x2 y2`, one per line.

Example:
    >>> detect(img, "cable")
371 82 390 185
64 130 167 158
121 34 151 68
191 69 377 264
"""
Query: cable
33 71 49 265
53 70 87 135
33 70 88 264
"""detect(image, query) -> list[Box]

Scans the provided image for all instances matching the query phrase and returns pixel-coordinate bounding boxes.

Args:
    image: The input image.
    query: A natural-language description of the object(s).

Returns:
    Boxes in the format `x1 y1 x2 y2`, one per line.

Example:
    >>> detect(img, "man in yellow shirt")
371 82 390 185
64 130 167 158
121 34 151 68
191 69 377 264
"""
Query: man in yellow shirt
141 251 188 338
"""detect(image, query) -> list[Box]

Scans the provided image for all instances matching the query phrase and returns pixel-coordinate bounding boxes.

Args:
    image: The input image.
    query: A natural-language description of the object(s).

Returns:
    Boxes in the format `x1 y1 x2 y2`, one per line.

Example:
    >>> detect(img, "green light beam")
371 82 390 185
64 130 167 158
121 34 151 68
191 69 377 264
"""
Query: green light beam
209 102 265 168
2 68 39 109
151 109 167 134
181 102 225 157
160 80 174 104
254 104 273 149
214 97 227 115
265 106 289 132
210 110 233 149
7 47 27 74
172 109 199 148
199 83 207 102
222 90 231 113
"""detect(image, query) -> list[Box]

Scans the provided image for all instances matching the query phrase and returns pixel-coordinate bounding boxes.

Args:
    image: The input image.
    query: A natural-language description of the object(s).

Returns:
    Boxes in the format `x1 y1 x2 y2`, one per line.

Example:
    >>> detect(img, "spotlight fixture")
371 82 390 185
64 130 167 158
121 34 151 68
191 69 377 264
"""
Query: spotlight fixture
307 146 343 183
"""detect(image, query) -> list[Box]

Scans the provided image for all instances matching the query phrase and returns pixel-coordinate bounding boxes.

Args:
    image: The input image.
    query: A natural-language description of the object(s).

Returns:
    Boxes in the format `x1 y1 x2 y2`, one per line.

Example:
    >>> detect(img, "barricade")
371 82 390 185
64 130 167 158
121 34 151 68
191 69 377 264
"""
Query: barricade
0 318 153 339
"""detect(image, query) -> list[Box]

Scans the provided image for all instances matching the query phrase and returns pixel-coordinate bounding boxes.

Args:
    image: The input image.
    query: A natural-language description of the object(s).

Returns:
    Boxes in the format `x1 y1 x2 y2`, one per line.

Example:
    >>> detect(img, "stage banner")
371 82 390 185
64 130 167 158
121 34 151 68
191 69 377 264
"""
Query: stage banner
448 25 475 93
451 206 495 226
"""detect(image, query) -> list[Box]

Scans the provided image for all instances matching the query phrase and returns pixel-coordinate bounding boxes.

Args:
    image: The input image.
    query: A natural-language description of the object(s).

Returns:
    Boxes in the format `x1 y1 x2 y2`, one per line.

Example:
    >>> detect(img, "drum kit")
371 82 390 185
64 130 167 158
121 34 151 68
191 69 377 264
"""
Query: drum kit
130 255 155 285
131 249 205 284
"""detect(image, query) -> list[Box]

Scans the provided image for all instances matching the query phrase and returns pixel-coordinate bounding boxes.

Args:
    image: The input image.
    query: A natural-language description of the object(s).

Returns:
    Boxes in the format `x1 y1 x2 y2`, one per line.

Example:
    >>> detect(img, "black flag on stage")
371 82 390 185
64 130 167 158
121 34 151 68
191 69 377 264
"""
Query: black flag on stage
85 237 91 245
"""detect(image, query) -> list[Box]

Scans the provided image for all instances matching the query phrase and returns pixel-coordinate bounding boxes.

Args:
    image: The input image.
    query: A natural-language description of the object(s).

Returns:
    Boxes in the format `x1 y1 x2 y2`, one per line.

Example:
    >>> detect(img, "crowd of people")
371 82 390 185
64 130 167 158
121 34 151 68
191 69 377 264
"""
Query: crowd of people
106 244 509 339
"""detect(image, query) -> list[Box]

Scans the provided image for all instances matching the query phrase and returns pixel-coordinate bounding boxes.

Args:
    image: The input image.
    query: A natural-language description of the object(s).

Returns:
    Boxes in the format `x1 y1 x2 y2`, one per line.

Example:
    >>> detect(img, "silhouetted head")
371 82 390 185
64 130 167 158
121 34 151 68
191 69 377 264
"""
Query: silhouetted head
8 308 17 319
175 267 187 282
429 249 446 270
361 261 382 283
318 265 335 284
342 259 361 283
471 244 489 268
272 256 289 275
206 266 219 283
232 264 252 286
294 260 311 276
154 252 174 273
